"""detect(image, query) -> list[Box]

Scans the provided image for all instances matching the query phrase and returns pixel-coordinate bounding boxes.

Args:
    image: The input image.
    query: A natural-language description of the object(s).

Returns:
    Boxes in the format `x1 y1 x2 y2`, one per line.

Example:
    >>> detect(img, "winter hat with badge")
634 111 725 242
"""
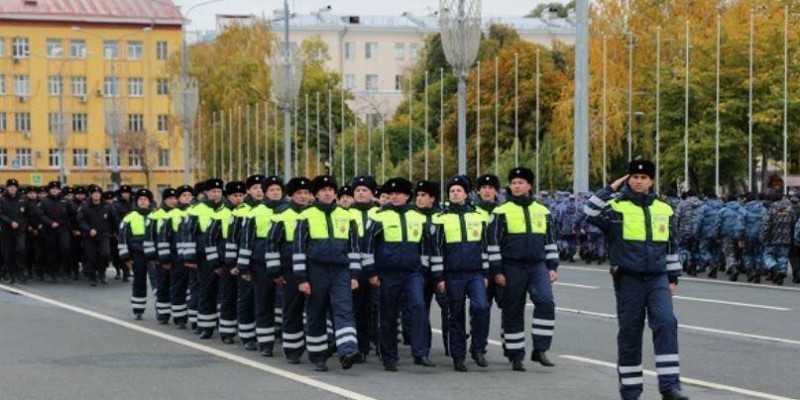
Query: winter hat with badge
193 181 206 195
415 180 440 201
338 185 354 198
205 178 225 191
24 186 36 194
134 188 154 202
48 181 61 190
263 175 284 191
508 167 535 185
383 177 414 196
246 174 266 190
63 186 74 195
6 178 19 188
351 176 378 192
119 185 132 194
225 181 247 195
285 177 310 196
311 175 337 194
176 185 194 196
476 174 500 191
102 191 115 200
74 186 87 196
627 159 656 180
161 187 178 200
446 175 471 194
88 184 103 194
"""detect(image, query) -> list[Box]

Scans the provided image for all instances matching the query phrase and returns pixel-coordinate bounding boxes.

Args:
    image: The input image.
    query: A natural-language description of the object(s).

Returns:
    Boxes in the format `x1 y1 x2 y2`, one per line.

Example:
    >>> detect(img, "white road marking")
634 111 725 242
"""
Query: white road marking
0 284 376 400
554 282 599 289
552 306 800 346
559 355 798 400
673 295 792 312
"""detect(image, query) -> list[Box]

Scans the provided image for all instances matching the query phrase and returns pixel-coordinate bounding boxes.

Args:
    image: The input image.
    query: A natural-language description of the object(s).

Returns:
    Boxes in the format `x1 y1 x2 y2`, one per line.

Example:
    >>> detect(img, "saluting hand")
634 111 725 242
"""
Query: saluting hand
610 175 630 192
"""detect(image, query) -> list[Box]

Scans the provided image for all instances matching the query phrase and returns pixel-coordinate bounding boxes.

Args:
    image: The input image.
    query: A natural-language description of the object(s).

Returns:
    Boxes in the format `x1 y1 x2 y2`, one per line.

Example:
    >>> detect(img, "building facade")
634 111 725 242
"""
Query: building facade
0 0 185 191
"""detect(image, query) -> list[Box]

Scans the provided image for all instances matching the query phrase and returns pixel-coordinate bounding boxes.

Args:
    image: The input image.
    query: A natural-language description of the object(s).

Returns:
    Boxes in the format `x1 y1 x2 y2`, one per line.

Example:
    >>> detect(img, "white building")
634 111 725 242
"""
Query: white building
216 9 575 122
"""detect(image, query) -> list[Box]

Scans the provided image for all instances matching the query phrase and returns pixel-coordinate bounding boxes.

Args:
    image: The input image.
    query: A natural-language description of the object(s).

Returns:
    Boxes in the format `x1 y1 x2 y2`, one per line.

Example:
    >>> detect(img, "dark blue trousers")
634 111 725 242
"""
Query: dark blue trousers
445 272 489 361
305 263 358 362
379 271 427 365
280 270 306 359
169 257 189 324
217 265 238 339
498 262 555 361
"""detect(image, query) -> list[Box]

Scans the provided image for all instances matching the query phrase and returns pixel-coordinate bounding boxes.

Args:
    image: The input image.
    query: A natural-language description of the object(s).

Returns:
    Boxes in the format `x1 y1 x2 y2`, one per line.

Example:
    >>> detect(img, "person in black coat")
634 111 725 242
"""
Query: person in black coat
77 185 113 285
0 179 29 284
39 181 72 281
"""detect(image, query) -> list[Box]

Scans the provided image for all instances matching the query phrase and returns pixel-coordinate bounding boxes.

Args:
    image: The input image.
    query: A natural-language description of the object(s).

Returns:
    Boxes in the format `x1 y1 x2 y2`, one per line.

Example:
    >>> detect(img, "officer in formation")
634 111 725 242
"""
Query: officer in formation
583 160 688 400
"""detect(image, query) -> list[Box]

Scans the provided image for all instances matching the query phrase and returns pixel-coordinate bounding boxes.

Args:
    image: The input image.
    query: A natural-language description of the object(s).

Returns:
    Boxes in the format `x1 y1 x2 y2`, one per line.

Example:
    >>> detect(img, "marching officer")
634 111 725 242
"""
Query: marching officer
160 185 194 329
349 176 379 362
0 179 28 284
488 167 559 371
40 181 72 281
430 176 491 372
363 177 435 371
293 175 361 372
583 160 687 400
148 188 178 323
267 177 312 363
181 178 224 338
473 174 501 359
119 189 155 320
338 185 354 208
67 186 87 280
208 181 246 342
23 186 43 281
76 185 113 286
113 185 134 281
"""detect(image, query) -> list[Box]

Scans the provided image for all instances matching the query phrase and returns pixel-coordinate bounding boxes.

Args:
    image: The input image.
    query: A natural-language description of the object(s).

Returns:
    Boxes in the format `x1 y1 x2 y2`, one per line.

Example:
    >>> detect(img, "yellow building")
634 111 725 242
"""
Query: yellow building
0 0 186 192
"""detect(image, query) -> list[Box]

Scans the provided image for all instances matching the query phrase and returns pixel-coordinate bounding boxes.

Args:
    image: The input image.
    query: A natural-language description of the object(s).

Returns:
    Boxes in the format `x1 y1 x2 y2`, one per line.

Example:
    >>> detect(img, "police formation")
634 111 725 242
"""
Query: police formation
1 161 739 400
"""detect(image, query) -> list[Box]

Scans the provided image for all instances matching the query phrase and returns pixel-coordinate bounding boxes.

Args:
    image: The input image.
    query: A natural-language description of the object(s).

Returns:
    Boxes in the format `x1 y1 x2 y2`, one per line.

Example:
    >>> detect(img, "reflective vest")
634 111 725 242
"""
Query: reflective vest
608 199 673 242
433 210 484 243
248 204 274 239
492 201 550 234
273 207 303 242
233 203 253 218
302 206 353 239
167 207 186 232
188 202 215 233
348 205 378 237
149 208 168 231
372 208 427 243
212 206 234 239
122 211 148 236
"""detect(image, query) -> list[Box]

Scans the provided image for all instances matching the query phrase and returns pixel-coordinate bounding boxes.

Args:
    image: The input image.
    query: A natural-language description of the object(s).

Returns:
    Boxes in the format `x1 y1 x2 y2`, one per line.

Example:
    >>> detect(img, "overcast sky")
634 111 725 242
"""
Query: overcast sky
172 0 552 31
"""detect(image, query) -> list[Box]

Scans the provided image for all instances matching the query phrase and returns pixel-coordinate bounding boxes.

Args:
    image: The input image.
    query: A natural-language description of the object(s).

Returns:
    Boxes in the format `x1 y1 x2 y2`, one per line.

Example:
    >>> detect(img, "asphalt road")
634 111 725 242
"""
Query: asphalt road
1 263 797 400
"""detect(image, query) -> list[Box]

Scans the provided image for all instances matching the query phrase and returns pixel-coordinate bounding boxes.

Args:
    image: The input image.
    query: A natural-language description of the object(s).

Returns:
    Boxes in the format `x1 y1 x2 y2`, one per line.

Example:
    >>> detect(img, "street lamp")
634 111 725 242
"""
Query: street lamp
270 0 304 180
439 0 481 175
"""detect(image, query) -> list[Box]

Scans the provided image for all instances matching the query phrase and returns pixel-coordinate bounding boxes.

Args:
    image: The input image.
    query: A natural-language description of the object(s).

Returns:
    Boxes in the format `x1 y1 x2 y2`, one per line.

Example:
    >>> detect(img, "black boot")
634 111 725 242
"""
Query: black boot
414 356 436 367
728 271 738 282
260 348 274 357
531 350 555 367
793 271 800 284
472 352 488 367
199 330 213 339
512 360 526 371
314 361 328 372
453 359 468 372
244 340 257 351
707 266 718 279
340 352 356 370
661 389 689 400
774 273 786 286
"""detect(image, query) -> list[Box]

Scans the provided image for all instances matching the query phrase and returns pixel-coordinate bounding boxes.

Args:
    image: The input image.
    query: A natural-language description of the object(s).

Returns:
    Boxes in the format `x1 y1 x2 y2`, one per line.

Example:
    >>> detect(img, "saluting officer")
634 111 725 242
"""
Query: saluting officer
293 175 361 372
119 189 155 320
488 167 559 372
583 160 688 400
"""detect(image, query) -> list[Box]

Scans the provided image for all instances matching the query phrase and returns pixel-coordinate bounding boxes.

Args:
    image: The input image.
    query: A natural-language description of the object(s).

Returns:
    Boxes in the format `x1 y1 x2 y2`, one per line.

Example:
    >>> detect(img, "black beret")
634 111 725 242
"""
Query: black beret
383 177 414 196
311 175 337 194
48 181 61 189
205 178 224 191
415 180 440 200
476 174 500 191
176 185 194 196
351 176 377 192
134 188 154 202
263 175 284 190
225 181 247 195
246 174 266 189
508 167 534 185
338 185 354 197
6 179 19 187
161 187 178 199
119 185 132 194
286 177 311 196
628 159 656 180
446 175 471 194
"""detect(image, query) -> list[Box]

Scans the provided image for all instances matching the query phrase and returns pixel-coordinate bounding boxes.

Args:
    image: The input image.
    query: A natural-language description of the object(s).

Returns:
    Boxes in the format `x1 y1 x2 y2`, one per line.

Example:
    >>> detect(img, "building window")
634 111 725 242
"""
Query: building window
365 42 378 60
70 39 86 58
157 114 169 132
49 149 60 167
103 40 119 59
15 112 31 132
365 74 379 91
12 37 29 58
410 43 420 60
128 114 144 132
127 41 143 60
395 75 404 91
128 77 143 97
73 148 88 167
344 74 356 90
344 42 356 61
16 148 32 167
72 76 87 96
46 39 63 58
156 41 168 60
158 149 170 167
48 113 60 133
105 148 120 167
0 113 6 131
0 38 5 57
104 77 119 96
394 43 405 60
48 76 63 96
0 149 7 167
0 75 5 94
72 113 88 132
13 75 29 96
156 78 169 95
128 149 143 167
